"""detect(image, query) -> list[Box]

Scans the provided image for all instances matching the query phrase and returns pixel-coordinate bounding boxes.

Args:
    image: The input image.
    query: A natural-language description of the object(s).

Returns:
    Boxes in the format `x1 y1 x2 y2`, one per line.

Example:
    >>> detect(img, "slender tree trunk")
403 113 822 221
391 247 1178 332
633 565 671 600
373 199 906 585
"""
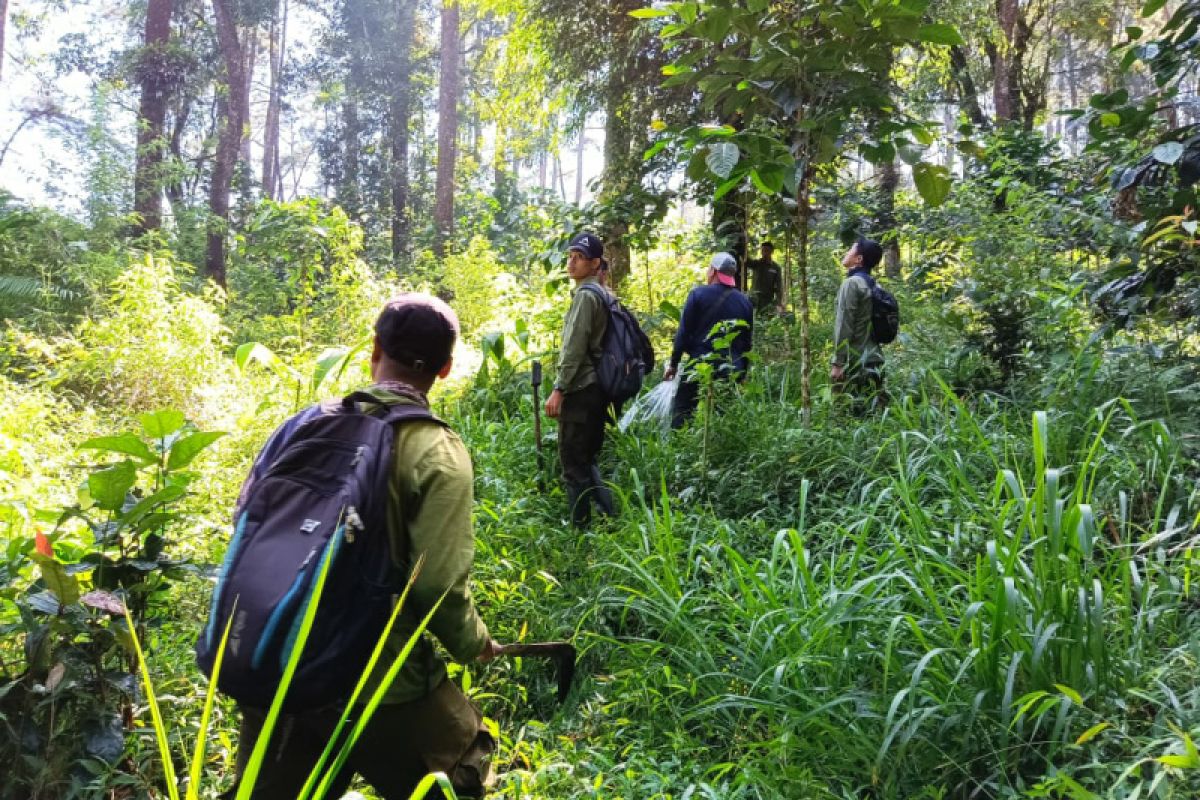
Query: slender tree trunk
389 0 416 266
949 45 988 128
878 158 900 279
0 0 8 82
133 0 174 233
340 0 365 217
433 0 459 257
240 29 257 170
796 167 812 426
574 130 585 205
207 0 248 286
262 0 286 200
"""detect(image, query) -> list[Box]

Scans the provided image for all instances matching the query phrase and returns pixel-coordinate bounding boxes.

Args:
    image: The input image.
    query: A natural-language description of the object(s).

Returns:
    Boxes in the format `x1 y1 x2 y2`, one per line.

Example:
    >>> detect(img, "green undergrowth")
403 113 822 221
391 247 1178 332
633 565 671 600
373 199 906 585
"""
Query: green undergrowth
455 346 1200 799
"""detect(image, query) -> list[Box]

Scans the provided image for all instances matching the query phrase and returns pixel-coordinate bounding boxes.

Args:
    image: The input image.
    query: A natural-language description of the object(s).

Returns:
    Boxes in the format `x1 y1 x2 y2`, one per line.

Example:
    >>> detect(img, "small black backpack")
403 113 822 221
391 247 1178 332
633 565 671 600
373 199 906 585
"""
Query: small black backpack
579 283 655 403
857 273 900 344
195 393 442 710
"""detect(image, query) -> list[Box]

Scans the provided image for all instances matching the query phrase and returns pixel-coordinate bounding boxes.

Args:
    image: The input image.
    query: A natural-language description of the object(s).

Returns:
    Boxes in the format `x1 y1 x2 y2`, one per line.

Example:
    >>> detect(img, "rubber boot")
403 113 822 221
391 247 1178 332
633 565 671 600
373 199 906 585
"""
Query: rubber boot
589 466 615 518
566 481 591 528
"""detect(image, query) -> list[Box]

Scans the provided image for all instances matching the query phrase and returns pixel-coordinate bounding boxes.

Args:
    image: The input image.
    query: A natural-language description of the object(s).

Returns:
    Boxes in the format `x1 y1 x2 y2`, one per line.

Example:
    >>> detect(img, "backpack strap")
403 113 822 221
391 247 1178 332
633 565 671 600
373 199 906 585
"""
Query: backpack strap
341 391 445 427
577 281 614 310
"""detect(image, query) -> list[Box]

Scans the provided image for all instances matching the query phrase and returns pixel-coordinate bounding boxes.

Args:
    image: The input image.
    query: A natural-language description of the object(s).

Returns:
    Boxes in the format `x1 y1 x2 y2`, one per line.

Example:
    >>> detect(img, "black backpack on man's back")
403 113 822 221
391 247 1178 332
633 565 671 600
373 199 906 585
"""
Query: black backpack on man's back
856 273 900 344
579 283 655 404
195 393 442 710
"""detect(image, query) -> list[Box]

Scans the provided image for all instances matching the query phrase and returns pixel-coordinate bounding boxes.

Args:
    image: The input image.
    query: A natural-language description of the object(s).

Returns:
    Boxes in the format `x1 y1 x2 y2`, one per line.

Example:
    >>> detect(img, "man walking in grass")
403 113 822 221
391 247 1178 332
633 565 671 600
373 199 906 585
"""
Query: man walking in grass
544 232 616 528
747 241 784 314
664 252 754 428
225 293 502 799
831 236 887 412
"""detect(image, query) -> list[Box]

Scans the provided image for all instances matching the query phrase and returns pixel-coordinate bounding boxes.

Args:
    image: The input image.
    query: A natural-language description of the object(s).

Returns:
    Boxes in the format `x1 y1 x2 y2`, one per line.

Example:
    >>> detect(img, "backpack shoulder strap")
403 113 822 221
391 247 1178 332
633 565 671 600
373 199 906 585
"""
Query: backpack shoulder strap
341 391 446 427
577 281 614 309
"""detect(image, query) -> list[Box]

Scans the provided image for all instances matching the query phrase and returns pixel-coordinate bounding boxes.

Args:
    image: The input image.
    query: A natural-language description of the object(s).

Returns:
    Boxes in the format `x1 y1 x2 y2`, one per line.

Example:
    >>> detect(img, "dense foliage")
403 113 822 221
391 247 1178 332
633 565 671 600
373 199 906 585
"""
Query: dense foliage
2 0 1200 798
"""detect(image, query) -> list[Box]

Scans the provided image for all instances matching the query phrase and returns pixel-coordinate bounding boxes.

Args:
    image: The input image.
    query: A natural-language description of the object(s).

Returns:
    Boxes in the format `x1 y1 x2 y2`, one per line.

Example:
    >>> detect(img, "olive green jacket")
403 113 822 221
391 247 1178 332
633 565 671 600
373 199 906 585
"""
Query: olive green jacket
831 273 884 372
358 386 490 703
554 277 607 393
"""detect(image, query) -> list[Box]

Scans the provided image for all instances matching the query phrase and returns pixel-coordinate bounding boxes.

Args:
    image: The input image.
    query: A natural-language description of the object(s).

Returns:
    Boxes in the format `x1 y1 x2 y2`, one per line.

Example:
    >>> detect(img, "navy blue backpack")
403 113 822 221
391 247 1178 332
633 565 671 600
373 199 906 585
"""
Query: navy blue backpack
195 393 442 710
578 283 655 404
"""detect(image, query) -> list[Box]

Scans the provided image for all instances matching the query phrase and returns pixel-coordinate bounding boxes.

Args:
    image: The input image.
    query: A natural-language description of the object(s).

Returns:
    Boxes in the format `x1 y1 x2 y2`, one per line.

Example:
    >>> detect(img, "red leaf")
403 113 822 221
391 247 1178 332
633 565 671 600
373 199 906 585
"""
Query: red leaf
34 532 54 558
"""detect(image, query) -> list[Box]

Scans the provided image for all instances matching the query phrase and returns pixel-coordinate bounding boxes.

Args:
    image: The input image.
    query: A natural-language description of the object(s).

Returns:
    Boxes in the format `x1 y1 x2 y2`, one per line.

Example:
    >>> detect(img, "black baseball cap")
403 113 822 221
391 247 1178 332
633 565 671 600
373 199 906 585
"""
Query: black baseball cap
566 232 604 260
374 292 460 375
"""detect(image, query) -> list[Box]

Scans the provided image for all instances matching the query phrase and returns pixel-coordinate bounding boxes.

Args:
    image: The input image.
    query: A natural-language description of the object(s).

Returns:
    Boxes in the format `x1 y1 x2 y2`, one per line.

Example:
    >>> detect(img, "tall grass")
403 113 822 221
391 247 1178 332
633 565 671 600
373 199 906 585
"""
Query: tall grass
459 350 1199 798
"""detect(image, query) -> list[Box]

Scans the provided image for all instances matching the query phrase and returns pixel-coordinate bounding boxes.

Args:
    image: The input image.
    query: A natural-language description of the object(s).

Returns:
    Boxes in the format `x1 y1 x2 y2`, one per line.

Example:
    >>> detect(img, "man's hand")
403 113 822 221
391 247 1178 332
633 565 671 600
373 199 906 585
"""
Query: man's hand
663 365 677 381
476 638 504 663
545 388 563 418
830 364 845 382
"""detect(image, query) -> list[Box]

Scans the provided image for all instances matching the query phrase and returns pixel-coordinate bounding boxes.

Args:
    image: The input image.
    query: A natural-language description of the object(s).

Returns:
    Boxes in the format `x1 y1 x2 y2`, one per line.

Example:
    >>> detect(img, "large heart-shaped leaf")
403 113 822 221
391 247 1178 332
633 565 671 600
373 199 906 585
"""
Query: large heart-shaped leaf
913 162 953 207
706 142 740 179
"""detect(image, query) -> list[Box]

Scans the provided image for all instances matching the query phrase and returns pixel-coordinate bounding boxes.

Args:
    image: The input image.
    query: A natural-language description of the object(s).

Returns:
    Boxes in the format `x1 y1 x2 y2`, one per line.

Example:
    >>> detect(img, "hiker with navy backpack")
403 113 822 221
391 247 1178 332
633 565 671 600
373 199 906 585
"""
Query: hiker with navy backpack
663 252 754 429
201 293 503 799
831 236 899 413
545 232 619 528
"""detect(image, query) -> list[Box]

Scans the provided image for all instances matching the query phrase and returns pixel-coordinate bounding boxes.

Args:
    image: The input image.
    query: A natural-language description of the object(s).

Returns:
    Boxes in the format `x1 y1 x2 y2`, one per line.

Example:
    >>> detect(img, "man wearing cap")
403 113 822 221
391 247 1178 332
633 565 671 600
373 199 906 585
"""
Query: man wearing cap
831 236 886 411
663 253 754 428
746 241 784 313
225 293 503 799
544 232 616 528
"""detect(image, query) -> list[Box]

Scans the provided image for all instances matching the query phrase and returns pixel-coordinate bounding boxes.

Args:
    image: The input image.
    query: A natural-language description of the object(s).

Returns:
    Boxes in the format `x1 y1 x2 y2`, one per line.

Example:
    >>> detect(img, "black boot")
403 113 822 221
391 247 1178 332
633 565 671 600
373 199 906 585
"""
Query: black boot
566 481 591 528
589 466 615 517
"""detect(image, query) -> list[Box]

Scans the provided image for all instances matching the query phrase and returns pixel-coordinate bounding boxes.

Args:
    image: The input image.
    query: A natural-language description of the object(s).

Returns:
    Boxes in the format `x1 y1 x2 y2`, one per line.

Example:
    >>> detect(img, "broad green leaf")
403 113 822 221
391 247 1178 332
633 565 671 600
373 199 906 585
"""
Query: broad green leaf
713 175 743 201
32 553 81 606
77 434 157 466
1140 0 1167 15
916 23 963 46
1075 721 1111 745
88 461 138 512
912 162 953 207
167 431 227 471
139 410 186 440
1152 141 1184 165
706 142 740 179
1100 112 1121 128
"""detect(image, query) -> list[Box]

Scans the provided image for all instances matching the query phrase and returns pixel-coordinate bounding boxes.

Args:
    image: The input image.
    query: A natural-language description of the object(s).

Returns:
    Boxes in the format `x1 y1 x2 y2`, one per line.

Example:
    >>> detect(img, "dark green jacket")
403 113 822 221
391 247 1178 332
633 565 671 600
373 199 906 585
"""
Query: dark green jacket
554 277 607 393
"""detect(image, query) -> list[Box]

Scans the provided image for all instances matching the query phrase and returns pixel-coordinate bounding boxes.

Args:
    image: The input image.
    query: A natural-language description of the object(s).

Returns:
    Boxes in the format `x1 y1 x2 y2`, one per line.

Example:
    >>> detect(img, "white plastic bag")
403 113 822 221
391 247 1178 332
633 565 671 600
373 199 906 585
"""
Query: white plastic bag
619 374 679 433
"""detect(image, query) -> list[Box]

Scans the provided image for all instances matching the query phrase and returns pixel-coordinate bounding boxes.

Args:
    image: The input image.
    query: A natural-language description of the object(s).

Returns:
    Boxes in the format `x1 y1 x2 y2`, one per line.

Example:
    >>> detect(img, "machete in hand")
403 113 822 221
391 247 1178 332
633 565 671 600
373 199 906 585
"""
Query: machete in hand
498 641 576 703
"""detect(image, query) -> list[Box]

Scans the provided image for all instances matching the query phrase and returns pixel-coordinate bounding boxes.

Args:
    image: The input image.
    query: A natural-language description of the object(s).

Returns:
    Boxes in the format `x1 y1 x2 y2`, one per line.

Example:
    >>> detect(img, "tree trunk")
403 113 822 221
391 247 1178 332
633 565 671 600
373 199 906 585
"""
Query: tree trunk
795 167 812 427
389 0 416 266
133 0 174 234
262 0 287 200
433 0 459 257
574 130 585 205
340 0 365 218
240 29 257 171
0 0 9 82
207 0 248 286
949 45 988 128
878 158 900 280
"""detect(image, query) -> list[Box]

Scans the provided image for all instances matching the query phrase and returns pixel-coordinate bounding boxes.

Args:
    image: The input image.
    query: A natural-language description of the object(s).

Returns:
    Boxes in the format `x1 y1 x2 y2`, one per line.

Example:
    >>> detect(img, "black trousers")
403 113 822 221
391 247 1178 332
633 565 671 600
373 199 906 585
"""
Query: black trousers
557 383 613 525
226 679 492 800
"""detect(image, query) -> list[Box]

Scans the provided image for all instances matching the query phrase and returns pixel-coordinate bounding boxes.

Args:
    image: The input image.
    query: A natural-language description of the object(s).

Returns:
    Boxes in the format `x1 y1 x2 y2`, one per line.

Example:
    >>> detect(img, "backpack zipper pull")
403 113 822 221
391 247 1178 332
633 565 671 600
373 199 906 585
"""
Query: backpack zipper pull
345 506 364 543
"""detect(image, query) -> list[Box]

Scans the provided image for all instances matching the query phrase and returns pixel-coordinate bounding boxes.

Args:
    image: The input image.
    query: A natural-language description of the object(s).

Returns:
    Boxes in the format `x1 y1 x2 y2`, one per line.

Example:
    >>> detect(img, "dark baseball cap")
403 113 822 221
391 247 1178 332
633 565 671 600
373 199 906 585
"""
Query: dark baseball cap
373 292 460 374
567 232 604 260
